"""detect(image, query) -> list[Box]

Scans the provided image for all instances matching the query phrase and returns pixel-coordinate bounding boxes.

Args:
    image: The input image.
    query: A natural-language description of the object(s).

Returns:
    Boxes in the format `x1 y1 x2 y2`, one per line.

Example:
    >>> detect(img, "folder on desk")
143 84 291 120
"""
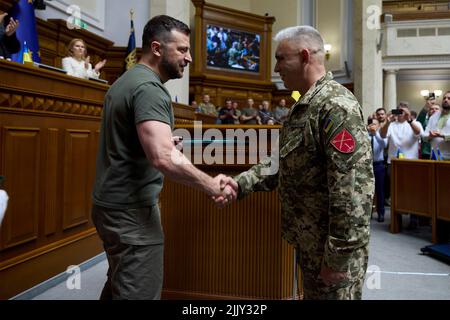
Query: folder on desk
33 62 67 74
88 77 109 84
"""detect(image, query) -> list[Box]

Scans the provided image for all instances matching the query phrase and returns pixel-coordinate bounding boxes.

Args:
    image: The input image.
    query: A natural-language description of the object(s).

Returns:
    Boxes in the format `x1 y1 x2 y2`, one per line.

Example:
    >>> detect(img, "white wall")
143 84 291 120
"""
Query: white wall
104 0 149 47
397 79 450 113
35 0 149 47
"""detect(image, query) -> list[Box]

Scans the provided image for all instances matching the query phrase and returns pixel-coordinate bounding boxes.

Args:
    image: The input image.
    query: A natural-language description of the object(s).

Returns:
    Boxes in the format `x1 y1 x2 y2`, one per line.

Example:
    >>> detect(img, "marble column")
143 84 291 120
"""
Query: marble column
149 0 190 105
352 0 383 119
383 69 398 111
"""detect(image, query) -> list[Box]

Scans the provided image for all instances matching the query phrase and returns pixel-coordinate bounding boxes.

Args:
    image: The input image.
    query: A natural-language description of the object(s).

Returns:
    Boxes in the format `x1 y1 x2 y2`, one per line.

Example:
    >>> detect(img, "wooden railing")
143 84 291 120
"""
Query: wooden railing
390 159 450 243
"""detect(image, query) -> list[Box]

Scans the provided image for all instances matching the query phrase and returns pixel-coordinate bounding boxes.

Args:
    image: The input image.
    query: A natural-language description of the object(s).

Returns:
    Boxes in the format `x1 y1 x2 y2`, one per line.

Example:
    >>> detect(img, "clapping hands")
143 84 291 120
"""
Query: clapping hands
94 59 107 73
0 13 19 37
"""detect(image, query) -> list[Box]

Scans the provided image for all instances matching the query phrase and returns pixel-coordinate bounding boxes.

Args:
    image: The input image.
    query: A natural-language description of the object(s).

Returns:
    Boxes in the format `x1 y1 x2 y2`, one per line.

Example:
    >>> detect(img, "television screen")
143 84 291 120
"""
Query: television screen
206 24 261 73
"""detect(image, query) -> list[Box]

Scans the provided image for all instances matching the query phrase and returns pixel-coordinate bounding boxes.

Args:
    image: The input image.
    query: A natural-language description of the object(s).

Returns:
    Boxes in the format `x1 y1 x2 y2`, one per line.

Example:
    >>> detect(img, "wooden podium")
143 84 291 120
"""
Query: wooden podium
160 124 298 300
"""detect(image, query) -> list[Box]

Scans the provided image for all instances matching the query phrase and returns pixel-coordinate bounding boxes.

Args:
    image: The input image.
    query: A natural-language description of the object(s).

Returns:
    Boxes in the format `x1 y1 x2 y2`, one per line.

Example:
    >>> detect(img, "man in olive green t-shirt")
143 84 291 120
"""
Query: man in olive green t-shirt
240 98 261 125
91 15 238 300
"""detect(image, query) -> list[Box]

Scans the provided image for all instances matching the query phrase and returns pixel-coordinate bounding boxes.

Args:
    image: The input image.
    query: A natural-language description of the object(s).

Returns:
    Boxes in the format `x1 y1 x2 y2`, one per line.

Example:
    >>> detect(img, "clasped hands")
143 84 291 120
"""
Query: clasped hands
210 174 239 208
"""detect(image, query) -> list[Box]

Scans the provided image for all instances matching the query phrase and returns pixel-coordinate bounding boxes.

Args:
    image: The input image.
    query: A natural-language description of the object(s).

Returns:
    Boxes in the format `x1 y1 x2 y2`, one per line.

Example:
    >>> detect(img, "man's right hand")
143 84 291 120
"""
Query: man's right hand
367 123 377 135
210 175 239 208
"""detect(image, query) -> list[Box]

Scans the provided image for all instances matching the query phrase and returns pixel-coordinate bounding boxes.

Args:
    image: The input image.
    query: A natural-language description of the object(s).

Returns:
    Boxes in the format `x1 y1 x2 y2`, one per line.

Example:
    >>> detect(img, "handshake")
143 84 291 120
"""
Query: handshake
210 174 239 208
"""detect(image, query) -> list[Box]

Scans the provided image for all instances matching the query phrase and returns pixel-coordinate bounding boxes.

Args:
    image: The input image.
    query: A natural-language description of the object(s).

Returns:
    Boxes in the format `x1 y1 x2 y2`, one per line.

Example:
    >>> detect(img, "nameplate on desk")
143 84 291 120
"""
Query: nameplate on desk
33 62 67 74
88 77 108 84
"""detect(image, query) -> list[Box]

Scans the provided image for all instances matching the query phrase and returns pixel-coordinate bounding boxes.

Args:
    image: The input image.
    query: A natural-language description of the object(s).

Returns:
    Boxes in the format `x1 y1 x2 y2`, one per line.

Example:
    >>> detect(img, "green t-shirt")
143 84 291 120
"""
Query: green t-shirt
92 64 174 209
241 107 258 124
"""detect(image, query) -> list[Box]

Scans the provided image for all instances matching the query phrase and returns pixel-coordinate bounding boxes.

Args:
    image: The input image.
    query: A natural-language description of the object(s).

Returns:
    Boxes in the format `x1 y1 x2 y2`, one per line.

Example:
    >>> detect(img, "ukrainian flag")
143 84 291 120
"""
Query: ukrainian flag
10 0 41 63
125 10 137 70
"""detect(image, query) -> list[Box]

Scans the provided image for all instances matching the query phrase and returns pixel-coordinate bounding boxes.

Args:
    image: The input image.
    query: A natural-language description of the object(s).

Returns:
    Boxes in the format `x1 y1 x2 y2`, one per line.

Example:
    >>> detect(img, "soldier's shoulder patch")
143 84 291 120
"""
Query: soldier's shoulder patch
330 128 355 154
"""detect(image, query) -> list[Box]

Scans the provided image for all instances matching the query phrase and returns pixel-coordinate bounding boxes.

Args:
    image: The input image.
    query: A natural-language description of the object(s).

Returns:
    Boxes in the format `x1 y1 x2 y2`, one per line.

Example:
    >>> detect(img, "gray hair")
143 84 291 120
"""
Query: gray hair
274 26 325 54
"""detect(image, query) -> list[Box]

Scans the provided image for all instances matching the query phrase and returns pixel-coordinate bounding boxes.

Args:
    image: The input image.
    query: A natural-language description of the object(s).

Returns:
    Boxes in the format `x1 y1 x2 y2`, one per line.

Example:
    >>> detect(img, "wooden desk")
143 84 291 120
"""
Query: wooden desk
0 60 107 299
390 159 450 243
161 124 298 299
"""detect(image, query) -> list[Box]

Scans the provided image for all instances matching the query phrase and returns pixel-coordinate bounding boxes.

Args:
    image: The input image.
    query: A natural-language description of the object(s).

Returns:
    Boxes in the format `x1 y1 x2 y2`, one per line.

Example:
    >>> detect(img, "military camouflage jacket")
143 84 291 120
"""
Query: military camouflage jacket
234 72 374 274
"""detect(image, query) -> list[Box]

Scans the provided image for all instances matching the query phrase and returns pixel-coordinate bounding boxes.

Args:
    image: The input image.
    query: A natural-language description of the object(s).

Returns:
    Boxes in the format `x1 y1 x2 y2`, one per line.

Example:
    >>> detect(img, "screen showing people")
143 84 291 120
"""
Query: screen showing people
206 24 260 73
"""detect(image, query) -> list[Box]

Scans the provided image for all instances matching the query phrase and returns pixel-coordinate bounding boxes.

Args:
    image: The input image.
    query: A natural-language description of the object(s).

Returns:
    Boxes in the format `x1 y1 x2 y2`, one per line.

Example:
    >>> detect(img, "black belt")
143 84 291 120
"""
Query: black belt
373 161 384 165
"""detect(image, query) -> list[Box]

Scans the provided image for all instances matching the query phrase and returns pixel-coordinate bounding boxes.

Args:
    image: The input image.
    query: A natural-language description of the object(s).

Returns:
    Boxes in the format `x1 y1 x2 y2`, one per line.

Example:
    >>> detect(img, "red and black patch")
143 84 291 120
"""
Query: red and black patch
330 129 356 154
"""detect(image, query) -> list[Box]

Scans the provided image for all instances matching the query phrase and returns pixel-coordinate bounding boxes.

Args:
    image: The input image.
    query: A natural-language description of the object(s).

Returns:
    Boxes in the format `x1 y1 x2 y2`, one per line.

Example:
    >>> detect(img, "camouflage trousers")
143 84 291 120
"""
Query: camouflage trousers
297 246 369 300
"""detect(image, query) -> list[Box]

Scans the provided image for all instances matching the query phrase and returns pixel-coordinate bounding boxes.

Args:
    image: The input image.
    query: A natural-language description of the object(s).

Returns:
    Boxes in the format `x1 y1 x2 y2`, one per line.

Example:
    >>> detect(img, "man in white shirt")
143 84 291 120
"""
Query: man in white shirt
380 102 423 163
422 91 450 160
380 102 423 229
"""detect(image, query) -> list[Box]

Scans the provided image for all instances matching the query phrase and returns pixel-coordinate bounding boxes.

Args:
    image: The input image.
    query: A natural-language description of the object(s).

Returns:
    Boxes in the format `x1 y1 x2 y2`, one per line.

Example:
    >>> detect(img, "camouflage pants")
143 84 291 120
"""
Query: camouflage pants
301 270 366 299
297 246 369 300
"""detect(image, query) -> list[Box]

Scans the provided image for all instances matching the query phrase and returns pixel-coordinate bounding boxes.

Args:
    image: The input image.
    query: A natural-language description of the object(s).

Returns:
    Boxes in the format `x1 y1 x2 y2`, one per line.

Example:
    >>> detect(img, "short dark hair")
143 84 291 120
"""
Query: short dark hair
142 15 190 54
375 107 386 113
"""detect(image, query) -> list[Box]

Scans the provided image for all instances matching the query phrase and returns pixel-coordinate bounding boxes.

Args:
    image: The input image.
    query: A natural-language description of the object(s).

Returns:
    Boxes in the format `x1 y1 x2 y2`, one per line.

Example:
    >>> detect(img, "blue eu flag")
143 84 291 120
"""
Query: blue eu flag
125 14 136 70
10 0 41 63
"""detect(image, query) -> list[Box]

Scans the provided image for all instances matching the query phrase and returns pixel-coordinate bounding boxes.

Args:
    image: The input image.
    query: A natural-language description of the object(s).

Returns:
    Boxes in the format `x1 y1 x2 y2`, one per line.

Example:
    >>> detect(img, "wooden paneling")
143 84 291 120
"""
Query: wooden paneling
0 60 106 299
62 130 91 230
1 127 40 249
161 124 296 300
161 172 295 300
390 159 450 243
393 160 434 216
0 231 102 300
44 129 59 236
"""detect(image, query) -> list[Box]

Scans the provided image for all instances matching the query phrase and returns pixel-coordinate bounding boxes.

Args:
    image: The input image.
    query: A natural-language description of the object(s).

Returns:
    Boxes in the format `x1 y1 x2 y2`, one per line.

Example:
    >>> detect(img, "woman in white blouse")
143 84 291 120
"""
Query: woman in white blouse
62 38 106 79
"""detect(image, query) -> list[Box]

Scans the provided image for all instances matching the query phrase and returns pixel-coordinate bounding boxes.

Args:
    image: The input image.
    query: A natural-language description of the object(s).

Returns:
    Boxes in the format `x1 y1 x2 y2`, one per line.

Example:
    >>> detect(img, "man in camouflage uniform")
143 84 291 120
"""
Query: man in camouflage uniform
231 26 374 299
198 94 218 116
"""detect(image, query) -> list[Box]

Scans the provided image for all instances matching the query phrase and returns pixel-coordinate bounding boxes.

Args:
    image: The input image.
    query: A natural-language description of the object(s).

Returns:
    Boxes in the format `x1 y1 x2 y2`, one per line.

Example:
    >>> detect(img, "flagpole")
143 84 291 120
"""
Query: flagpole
130 9 134 20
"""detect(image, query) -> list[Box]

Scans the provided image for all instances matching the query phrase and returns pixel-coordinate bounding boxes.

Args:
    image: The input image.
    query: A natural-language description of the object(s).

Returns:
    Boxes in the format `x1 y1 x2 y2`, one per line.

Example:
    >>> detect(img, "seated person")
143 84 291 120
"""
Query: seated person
62 38 106 79
0 11 20 60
